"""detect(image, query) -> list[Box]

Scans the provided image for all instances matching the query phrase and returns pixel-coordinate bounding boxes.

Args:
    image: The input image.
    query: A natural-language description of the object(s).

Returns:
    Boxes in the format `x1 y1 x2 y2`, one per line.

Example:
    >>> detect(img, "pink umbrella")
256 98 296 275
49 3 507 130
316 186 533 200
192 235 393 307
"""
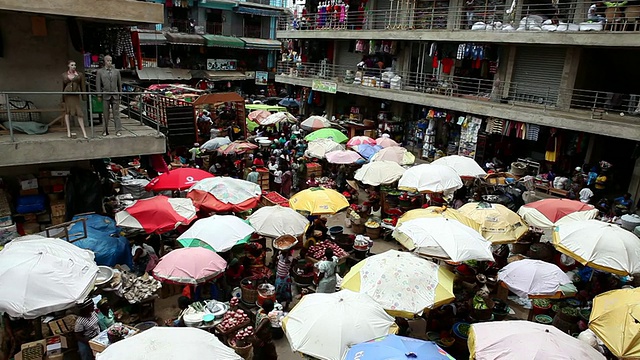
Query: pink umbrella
347 136 376 147
248 110 271 123
376 137 399 148
371 146 407 164
153 247 227 285
325 150 363 164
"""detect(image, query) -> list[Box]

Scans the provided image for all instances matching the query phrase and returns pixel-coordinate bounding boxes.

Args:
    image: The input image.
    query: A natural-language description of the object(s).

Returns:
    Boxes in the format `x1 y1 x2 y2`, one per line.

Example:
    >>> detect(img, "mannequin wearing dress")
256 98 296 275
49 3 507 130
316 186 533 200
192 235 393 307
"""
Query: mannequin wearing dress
62 60 88 139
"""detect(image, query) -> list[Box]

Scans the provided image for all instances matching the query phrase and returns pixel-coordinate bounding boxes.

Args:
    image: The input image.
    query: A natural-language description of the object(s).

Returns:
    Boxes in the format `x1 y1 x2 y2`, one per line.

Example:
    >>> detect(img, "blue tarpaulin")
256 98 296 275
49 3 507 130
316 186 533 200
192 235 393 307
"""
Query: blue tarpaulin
70 214 132 267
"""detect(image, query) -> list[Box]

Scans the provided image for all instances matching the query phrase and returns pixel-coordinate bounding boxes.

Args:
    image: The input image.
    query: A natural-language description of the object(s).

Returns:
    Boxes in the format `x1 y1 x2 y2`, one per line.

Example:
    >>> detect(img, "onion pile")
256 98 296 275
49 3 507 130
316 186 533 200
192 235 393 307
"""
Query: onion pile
235 326 254 342
230 296 240 308
219 309 249 332
307 240 348 260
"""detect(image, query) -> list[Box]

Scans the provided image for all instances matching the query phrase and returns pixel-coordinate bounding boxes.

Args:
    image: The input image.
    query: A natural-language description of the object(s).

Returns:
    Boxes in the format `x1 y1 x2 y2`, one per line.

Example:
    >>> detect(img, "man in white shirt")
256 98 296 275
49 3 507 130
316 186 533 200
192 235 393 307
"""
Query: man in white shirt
579 186 594 203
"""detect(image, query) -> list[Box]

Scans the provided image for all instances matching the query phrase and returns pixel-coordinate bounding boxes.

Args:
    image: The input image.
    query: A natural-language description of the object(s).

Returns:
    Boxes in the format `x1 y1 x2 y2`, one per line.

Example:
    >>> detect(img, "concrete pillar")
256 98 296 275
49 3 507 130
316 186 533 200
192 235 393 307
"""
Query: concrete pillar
494 45 516 100
447 0 462 30
628 156 640 211
557 47 582 110
583 133 596 165
573 0 588 23
325 93 336 119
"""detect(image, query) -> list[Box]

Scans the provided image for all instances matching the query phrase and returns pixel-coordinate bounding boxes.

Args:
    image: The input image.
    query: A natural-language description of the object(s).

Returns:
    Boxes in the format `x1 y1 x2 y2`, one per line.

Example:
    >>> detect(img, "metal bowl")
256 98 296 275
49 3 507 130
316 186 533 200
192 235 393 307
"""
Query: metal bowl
95 266 114 286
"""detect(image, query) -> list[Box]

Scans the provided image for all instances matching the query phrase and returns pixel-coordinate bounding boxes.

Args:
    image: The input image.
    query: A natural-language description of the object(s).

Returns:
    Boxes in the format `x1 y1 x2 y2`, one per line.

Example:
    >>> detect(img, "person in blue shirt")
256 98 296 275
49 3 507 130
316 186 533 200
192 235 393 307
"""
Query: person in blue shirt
613 193 633 215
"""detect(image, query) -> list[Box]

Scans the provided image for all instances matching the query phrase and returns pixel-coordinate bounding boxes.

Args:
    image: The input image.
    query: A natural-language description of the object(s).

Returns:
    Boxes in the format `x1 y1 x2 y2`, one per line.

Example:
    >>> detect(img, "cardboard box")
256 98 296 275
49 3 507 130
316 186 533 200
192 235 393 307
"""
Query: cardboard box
18 175 38 190
48 319 69 335
51 216 66 226
19 188 39 196
45 336 64 356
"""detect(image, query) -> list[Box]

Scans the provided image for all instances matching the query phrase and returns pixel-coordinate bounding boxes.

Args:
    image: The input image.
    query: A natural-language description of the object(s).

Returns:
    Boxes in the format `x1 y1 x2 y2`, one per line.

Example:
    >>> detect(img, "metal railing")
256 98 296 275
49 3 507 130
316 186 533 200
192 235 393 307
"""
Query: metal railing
276 61 640 118
278 2 640 32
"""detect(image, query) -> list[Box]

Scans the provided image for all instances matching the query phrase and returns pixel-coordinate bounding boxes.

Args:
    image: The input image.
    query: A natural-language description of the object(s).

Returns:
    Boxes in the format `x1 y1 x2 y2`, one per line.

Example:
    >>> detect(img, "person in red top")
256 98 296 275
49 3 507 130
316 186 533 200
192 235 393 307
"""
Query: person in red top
253 155 265 166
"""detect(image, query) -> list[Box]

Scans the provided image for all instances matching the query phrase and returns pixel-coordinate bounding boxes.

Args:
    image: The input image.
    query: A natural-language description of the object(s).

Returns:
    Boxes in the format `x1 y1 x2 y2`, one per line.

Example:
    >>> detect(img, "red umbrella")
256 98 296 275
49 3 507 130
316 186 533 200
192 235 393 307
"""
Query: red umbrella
145 168 214 191
187 177 262 213
517 198 599 229
115 196 198 234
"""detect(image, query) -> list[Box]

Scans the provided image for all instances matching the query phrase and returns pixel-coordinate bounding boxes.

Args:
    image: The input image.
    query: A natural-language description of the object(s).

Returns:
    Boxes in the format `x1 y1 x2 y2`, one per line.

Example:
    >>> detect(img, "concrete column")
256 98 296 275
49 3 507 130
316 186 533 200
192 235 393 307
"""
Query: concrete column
325 93 336 119
573 0 588 23
628 156 640 211
583 133 596 165
494 45 516 100
557 47 582 110
447 0 462 30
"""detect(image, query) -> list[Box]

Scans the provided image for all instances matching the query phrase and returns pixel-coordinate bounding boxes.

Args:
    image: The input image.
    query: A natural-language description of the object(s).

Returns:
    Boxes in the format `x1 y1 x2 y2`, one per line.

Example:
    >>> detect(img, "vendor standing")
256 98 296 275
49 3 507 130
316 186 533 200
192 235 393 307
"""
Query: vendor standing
275 249 294 310
96 299 115 331
75 300 100 360
315 248 338 293
253 299 278 360
131 236 158 276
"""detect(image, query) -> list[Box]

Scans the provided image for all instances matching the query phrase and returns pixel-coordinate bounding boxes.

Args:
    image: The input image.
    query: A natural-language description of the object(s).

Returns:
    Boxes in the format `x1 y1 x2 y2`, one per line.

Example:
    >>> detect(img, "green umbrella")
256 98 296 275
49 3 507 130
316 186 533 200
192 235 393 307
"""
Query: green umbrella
304 128 348 143
177 217 253 252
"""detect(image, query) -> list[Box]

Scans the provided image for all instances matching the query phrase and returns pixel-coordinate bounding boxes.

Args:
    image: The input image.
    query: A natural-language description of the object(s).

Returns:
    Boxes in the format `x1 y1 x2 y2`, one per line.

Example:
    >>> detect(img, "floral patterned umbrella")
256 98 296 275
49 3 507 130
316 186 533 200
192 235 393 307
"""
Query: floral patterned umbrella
247 110 271 122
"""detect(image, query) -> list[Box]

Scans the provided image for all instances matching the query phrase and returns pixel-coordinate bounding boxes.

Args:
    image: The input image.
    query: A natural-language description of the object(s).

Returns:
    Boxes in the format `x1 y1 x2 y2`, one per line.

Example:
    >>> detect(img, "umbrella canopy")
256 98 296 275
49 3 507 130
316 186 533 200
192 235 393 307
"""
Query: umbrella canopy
282 289 394 360
289 187 350 215
145 168 214 192
0 235 98 319
248 205 309 237
115 196 197 234
352 144 383 160
371 146 415 165
354 161 405 186
95 327 241 360
518 198 599 229
341 250 455 317
305 138 345 158
398 164 463 194
431 155 487 178
469 321 605 360
217 141 258 155
393 218 494 262
201 136 231 151
305 128 348 143
498 259 576 299
279 97 301 107
177 215 254 252
301 115 331 131
187 177 262 213
345 335 455 360
325 150 363 164
458 202 528 244
397 206 481 231
589 288 640 358
553 220 640 276
346 135 376 147
153 247 226 285
260 111 297 126
375 137 399 148
247 109 271 122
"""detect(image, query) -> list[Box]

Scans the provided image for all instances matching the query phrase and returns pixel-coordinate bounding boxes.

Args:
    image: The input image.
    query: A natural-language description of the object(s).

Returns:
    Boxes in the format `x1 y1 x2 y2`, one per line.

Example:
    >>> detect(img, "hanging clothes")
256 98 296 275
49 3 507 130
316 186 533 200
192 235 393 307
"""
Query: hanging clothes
526 124 540 141
441 58 454 74
545 129 558 162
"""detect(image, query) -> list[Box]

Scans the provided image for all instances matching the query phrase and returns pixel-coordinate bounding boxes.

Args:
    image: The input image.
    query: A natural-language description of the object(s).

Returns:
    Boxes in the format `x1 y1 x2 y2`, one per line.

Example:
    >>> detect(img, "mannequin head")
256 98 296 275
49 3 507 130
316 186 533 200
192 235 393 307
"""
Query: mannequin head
104 55 113 69
67 60 77 72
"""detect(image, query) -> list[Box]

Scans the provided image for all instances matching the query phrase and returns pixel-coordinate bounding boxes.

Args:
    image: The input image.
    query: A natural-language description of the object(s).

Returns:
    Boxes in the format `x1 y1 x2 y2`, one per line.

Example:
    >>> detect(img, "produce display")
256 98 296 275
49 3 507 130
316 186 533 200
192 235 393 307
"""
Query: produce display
229 296 240 308
274 235 298 250
263 191 290 207
307 240 348 260
112 271 162 304
316 177 336 189
365 220 380 228
233 326 255 347
217 309 250 333
472 295 490 310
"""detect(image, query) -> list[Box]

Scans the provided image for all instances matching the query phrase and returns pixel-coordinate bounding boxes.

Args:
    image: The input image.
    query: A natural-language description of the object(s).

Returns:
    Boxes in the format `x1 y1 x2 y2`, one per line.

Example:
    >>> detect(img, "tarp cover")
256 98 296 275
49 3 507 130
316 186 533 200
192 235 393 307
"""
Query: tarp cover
70 214 132 267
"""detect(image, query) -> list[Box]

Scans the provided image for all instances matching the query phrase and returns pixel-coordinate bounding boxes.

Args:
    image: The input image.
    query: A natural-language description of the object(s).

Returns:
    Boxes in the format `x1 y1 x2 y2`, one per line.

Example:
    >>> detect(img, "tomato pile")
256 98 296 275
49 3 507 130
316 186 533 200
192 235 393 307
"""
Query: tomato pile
308 240 348 260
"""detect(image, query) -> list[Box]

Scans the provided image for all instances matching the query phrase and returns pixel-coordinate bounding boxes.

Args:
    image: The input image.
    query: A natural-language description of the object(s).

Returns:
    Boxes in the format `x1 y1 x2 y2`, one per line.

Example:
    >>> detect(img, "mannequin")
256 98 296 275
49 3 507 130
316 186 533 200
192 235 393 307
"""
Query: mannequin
96 55 123 136
62 60 88 139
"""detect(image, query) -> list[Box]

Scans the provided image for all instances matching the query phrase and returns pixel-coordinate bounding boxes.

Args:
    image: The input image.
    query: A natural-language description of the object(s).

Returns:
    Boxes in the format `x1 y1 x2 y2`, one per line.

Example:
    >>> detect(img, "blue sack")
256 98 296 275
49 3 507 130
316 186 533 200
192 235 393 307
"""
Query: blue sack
16 194 46 214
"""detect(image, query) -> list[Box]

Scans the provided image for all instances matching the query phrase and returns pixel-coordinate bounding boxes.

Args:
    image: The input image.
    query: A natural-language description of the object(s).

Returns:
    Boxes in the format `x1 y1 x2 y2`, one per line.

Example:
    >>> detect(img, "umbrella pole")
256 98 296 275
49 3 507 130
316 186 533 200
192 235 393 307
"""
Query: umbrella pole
34 317 43 339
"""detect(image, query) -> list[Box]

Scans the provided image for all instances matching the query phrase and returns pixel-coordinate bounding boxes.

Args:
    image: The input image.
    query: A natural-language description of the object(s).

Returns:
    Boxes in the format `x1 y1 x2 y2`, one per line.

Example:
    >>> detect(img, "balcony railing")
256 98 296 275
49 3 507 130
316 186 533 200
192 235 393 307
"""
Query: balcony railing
278 2 640 32
276 61 640 119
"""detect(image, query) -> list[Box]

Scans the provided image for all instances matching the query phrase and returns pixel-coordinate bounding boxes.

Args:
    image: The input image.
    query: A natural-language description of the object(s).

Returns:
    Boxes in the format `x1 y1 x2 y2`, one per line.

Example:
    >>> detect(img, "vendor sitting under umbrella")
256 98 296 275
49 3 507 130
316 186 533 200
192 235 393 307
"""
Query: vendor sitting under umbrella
243 242 272 280
97 299 115 331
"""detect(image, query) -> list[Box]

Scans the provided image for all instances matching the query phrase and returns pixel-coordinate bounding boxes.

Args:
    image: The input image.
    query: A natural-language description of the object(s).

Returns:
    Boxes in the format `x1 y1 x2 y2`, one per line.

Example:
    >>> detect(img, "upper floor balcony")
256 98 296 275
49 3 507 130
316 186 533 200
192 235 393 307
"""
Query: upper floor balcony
277 2 640 47
275 61 640 140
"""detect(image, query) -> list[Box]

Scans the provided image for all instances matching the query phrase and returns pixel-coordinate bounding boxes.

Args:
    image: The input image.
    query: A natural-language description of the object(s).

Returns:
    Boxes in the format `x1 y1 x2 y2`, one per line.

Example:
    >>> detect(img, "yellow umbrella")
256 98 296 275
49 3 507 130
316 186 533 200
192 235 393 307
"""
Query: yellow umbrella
458 202 528 244
341 250 455 318
589 288 640 358
289 187 350 215
397 206 481 232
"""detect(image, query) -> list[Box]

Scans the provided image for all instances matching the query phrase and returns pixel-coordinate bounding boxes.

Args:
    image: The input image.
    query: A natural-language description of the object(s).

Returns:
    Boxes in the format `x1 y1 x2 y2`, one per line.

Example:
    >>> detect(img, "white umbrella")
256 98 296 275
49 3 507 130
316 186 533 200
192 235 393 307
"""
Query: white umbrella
96 327 241 360
305 138 344 158
354 161 406 186
282 289 394 360
431 155 487 178
498 259 575 299
393 217 494 262
200 136 231 151
177 215 255 252
398 164 463 194
261 111 297 126
248 205 309 237
371 146 414 165
0 235 98 319
325 150 363 164
301 115 331 131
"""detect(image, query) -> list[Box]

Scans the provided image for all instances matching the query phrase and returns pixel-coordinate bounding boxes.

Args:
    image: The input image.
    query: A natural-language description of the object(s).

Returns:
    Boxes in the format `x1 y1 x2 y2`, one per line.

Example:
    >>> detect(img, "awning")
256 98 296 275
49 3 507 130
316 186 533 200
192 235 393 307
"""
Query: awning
137 68 193 81
190 70 247 81
234 5 282 17
165 33 206 46
240 37 282 50
138 32 167 46
202 34 245 49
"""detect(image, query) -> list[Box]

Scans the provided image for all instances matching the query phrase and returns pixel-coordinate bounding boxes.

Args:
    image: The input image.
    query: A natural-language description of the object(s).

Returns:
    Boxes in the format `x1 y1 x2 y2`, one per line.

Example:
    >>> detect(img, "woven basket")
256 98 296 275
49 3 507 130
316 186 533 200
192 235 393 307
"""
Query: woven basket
240 278 259 304
228 338 253 359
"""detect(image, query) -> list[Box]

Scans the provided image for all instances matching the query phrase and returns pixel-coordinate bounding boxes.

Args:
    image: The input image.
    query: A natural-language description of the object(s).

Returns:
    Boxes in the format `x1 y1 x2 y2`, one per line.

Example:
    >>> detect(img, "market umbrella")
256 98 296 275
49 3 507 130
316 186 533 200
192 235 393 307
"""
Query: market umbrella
282 289 395 360
469 321 605 360
201 136 231 151
217 140 258 155
115 196 197 234
396 206 481 231
301 115 331 131
279 97 301 108
305 128 348 143
517 198 599 229
371 146 415 165
305 138 345 158
352 144 383 160
393 218 494 262
187 177 262 213
458 202 528 244
0 235 98 319
325 150 363 164
589 288 640 358
95 327 241 360
398 164 463 194
247 109 271 123
498 259 577 299
177 215 254 252
346 135 376 147
431 155 487 178
552 220 640 276
260 111 297 126
145 168 214 192
375 137 399 148
153 247 226 285
341 250 455 317
345 335 455 360
354 161 406 186
248 205 309 237
289 187 350 215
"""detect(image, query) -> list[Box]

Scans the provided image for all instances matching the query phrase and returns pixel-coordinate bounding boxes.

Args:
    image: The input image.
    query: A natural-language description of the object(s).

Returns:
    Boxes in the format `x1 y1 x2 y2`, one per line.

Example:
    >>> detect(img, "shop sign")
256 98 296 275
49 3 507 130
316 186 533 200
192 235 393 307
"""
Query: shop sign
255 71 269 85
311 80 337 94
206 59 237 71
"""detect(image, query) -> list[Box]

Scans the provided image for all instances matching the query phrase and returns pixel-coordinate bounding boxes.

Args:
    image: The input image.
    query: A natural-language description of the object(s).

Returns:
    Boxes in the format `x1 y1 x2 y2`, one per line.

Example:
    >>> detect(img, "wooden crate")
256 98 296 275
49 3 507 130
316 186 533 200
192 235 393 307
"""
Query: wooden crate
89 325 139 355
306 163 322 178
50 202 66 217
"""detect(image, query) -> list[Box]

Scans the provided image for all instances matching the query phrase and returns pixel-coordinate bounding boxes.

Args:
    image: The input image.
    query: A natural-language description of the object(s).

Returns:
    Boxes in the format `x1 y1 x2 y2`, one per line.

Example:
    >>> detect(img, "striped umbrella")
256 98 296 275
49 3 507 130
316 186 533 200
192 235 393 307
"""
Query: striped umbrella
177 215 254 252
301 115 331 131
248 109 271 122
115 196 197 234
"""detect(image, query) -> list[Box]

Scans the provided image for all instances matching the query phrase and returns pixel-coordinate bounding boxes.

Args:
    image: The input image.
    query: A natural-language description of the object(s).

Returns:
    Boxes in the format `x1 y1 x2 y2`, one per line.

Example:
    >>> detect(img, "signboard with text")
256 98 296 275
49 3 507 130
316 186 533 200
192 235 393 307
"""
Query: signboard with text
311 79 337 94
206 59 237 71
255 71 269 85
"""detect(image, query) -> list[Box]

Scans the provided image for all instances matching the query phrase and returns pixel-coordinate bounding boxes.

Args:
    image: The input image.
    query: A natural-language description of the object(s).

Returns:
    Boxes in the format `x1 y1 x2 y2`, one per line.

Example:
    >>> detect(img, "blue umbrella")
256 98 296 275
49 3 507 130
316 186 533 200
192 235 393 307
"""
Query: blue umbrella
354 144 383 161
279 97 301 108
345 335 455 360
